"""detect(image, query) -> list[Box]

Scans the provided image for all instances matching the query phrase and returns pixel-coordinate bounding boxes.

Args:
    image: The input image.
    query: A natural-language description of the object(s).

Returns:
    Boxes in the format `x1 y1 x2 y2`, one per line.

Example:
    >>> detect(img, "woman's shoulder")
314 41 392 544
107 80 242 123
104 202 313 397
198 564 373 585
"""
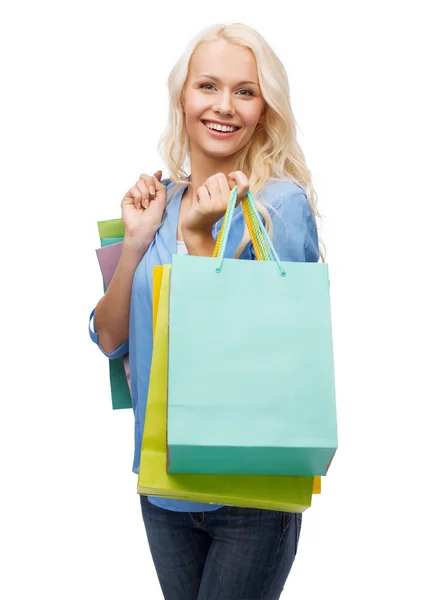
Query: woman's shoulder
259 178 307 208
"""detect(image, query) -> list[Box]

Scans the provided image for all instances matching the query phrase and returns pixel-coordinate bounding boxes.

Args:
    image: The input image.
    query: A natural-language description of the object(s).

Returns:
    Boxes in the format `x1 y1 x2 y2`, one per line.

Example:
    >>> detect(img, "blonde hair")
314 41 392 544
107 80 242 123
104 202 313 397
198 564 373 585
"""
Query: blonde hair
157 22 325 261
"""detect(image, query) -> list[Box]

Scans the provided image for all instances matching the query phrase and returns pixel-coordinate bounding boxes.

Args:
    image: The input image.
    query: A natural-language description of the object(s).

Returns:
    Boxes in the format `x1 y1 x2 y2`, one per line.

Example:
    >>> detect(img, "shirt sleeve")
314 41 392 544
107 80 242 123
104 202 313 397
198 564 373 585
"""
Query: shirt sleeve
252 189 320 263
88 307 129 359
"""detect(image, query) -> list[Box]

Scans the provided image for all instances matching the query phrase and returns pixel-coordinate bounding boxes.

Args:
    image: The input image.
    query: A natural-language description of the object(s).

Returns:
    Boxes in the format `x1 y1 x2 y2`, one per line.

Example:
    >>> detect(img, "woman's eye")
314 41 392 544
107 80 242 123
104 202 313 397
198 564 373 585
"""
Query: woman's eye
199 84 254 97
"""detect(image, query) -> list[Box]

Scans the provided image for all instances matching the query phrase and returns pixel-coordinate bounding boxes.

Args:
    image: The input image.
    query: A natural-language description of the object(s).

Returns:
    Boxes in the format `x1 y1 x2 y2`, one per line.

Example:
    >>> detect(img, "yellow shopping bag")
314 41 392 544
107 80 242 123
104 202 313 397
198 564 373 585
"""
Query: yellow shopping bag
137 265 315 511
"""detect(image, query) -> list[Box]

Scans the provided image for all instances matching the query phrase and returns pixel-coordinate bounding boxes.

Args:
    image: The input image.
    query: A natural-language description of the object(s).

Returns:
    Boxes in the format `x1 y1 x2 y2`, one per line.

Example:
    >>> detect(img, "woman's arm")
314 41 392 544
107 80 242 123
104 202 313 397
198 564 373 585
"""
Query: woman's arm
257 189 319 263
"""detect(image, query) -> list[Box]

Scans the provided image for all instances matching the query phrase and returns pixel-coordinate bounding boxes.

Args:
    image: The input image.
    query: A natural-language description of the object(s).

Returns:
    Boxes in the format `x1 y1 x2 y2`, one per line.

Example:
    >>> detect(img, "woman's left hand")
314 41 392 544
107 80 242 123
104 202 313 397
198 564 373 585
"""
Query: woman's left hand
182 171 250 238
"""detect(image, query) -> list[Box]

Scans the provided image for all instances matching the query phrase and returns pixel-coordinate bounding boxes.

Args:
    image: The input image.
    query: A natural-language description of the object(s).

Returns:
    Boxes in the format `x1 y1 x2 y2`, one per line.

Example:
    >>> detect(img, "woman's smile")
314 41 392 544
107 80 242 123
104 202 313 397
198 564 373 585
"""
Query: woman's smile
201 120 242 139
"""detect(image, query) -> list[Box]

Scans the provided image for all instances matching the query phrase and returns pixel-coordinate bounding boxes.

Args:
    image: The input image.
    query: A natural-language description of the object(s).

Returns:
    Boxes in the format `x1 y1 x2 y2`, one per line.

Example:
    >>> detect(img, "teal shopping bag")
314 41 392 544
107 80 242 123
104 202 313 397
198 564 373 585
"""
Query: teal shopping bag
167 186 338 476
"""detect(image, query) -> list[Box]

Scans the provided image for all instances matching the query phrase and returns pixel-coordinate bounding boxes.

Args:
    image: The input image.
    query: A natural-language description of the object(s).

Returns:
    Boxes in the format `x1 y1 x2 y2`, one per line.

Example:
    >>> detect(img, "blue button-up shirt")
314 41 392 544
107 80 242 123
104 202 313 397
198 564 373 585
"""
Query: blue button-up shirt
89 177 319 512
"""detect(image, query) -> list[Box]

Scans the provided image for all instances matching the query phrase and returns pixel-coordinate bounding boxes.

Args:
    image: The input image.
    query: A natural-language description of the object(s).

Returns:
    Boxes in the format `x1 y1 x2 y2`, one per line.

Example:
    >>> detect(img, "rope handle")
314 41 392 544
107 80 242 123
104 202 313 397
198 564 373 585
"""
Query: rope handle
212 187 286 276
213 187 267 259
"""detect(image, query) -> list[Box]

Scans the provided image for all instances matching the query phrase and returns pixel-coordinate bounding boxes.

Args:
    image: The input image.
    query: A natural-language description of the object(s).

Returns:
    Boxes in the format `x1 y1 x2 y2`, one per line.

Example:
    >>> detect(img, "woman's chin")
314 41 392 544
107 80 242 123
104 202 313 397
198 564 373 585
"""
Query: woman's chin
199 141 238 157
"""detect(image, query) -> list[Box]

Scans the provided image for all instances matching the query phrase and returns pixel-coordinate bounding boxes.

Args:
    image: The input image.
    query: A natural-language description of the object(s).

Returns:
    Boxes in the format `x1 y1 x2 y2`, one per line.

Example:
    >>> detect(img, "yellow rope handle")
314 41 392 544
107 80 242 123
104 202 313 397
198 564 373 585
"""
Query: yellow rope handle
213 189 269 260
242 200 264 260
212 223 223 257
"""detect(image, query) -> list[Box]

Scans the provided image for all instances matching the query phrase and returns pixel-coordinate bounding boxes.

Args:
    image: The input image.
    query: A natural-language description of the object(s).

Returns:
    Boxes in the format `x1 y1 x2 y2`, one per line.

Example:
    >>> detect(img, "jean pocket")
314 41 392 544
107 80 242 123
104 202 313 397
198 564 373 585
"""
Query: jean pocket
281 511 294 532
282 511 303 535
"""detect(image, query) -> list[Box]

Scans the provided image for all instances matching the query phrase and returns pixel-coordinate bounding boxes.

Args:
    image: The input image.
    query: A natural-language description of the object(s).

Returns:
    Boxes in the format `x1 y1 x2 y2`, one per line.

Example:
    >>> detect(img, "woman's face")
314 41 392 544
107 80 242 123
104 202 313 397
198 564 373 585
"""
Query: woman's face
181 40 266 160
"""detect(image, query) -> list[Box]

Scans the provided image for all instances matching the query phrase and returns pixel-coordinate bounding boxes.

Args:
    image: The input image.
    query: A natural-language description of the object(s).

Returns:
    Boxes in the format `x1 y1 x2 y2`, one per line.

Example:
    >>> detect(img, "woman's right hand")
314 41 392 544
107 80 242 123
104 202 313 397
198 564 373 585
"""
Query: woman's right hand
121 170 167 251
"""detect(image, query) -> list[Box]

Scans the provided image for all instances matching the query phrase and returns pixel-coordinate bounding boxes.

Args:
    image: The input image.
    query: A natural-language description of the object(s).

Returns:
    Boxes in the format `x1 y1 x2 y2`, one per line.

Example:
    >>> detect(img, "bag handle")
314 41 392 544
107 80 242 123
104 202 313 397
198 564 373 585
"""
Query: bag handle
212 186 286 276
213 187 269 260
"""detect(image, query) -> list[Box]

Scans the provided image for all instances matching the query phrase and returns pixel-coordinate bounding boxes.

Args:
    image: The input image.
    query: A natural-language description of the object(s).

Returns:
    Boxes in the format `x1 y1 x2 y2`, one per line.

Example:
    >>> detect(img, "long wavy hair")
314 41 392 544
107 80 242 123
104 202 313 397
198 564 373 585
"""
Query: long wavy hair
157 22 325 261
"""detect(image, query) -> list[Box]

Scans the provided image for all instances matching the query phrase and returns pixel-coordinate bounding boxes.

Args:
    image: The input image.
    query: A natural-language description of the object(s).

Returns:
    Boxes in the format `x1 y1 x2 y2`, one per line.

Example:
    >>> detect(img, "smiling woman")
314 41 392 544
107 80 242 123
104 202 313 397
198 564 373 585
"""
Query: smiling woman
158 23 323 261
90 20 323 600
181 40 266 164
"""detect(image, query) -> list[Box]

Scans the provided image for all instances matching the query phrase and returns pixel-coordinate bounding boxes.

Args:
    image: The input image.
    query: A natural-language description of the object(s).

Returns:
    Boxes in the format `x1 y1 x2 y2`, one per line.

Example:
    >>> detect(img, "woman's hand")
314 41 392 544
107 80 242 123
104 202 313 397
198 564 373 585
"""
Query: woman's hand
121 170 167 253
182 171 250 239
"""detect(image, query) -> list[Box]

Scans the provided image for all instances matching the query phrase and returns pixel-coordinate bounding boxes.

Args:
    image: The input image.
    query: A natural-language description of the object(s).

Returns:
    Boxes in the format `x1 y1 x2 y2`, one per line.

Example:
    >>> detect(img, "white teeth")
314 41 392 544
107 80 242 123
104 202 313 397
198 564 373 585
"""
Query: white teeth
205 122 238 132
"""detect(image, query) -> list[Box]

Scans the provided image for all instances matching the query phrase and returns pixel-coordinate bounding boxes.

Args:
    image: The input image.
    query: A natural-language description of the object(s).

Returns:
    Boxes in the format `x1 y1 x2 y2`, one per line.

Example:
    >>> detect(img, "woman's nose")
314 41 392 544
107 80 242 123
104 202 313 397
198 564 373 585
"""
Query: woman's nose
213 90 235 116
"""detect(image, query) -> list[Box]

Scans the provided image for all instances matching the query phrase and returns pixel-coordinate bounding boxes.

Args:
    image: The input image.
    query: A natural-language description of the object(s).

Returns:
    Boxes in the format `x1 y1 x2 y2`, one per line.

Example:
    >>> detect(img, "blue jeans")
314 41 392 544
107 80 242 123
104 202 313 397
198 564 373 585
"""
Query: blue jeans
140 496 302 600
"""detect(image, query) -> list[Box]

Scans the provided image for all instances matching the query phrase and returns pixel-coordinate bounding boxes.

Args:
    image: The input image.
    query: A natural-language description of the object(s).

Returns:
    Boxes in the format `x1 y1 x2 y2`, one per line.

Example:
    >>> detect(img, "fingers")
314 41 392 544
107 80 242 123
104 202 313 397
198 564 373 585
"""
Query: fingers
207 174 222 206
152 174 166 193
122 185 144 210
197 172 249 214
228 171 250 202
121 170 166 211
139 174 157 204
217 174 231 206
198 173 224 210
195 185 210 207
140 171 166 204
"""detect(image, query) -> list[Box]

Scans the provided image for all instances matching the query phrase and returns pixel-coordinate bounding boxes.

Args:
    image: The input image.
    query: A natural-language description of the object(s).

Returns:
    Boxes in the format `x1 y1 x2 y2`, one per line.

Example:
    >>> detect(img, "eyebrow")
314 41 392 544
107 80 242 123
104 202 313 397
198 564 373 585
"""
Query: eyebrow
196 74 260 87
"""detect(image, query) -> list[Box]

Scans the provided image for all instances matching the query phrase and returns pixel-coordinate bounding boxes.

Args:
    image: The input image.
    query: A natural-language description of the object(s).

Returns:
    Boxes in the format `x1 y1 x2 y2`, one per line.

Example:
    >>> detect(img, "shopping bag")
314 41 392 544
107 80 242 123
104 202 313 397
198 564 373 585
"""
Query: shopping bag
167 186 338 476
152 266 164 336
96 241 123 289
97 218 125 240
137 265 314 511
95 241 131 395
151 250 322 494
94 235 131 410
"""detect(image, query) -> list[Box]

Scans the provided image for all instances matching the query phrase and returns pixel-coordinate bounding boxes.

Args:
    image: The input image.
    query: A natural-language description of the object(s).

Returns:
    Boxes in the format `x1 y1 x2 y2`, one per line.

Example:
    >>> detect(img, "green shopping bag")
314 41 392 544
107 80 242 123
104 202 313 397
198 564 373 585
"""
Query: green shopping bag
137 265 314 511
167 186 338 476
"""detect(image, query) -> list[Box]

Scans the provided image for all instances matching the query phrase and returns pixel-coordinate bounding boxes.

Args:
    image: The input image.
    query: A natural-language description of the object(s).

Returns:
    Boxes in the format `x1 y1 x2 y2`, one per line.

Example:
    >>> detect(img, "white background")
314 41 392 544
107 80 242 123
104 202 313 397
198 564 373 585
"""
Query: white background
1 1 440 598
